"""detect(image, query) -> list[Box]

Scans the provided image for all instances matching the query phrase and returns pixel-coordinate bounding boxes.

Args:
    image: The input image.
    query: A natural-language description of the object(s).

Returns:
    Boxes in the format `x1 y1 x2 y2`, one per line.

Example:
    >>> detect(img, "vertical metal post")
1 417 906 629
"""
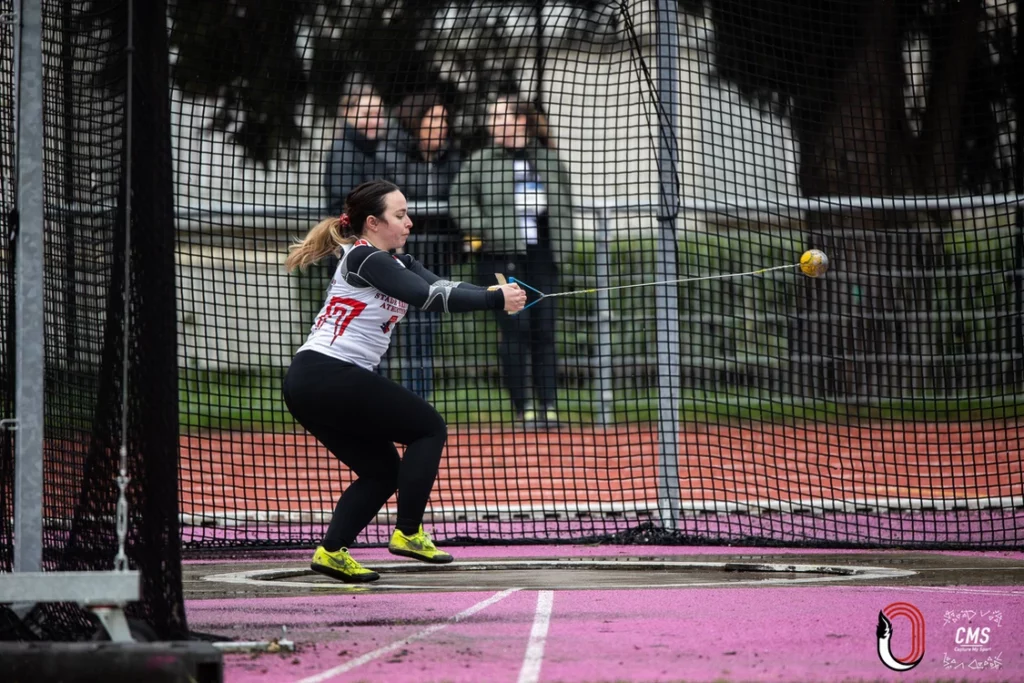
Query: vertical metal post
534 0 545 111
60 0 77 365
1014 16 1023 385
13 0 45 572
594 208 613 426
653 0 682 530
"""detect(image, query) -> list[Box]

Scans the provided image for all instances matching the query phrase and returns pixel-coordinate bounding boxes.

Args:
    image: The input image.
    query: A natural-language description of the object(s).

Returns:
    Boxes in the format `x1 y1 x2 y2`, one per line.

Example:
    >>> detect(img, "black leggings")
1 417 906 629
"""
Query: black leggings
282 350 448 550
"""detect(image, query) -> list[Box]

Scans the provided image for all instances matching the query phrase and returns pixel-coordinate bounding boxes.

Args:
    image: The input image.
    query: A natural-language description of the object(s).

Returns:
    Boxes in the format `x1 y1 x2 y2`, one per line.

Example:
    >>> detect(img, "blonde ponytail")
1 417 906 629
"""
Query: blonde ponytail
285 217 354 271
288 180 399 270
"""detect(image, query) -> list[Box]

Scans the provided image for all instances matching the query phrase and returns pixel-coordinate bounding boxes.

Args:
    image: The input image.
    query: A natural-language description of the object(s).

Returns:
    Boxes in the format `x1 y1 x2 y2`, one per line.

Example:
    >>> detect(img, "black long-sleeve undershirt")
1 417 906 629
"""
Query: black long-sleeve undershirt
344 245 504 313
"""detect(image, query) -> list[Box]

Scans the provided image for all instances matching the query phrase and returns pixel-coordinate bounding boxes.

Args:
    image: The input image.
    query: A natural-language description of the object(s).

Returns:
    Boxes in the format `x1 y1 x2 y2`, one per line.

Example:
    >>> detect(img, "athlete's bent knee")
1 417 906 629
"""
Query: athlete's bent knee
427 412 448 443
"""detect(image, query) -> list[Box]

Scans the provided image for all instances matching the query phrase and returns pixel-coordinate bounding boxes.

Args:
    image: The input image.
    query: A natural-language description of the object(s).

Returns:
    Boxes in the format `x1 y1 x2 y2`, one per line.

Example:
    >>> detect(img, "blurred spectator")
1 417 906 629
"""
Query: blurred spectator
390 92 464 400
324 87 407 215
393 92 462 207
449 94 573 428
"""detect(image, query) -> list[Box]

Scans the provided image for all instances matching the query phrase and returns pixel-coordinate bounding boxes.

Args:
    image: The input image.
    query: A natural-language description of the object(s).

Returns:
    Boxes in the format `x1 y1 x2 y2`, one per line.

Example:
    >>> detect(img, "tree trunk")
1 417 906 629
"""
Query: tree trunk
795 0 910 402
907 0 983 396
795 0 981 403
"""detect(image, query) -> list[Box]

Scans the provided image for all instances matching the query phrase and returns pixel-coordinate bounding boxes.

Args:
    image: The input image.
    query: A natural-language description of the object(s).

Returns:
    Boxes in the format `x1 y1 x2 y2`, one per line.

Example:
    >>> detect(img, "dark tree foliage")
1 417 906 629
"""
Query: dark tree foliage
703 0 1016 194
166 0 620 164
166 0 512 164
169 0 448 164
163 0 1015 187
693 0 1018 398
168 0 320 166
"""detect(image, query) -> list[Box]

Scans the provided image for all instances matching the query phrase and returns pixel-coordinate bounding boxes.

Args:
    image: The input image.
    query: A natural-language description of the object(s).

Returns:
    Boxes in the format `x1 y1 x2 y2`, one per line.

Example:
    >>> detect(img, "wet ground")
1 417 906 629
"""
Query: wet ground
185 549 1024 599
183 545 1024 682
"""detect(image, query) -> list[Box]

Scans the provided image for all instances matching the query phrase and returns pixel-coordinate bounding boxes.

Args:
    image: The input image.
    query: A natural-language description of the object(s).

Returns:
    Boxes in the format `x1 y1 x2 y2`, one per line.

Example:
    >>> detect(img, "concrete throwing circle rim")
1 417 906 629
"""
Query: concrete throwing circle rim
201 558 918 591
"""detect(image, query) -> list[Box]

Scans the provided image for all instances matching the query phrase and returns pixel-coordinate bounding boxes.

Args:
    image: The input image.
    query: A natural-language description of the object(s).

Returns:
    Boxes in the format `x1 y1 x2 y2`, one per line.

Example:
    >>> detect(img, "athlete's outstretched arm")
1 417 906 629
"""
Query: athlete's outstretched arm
394 253 489 292
347 247 502 313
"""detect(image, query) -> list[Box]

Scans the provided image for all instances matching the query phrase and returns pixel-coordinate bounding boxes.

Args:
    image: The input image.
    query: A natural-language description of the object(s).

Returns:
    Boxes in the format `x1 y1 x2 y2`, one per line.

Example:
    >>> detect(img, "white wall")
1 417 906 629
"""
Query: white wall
177 246 309 370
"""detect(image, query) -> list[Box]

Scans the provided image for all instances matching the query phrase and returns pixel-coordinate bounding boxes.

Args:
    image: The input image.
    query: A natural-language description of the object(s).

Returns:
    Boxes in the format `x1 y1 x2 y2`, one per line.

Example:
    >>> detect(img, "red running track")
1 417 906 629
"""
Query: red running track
178 422 1022 516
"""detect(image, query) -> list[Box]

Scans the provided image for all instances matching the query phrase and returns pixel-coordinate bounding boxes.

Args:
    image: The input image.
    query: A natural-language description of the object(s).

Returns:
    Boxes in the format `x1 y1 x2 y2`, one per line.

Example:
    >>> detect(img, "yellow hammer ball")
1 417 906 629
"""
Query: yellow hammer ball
800 249 829 278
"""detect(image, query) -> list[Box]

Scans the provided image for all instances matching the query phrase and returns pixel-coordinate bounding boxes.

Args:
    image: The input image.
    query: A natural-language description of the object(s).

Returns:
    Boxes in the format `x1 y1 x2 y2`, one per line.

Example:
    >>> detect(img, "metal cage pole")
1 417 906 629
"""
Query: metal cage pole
594 208 614 426
653 0 682 531
1015 11 1023 387
0 1 142 640
534 0 545 112
12 0 44 573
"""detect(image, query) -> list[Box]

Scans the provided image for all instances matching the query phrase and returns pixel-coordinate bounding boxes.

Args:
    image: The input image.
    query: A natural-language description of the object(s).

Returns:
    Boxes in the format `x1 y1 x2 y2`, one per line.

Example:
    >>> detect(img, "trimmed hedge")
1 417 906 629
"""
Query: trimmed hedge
181 228 1022 429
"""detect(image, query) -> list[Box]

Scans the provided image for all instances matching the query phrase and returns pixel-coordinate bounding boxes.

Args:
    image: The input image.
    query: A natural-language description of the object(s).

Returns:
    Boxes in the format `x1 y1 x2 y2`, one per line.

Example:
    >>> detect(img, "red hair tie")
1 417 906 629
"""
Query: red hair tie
339 213 351 229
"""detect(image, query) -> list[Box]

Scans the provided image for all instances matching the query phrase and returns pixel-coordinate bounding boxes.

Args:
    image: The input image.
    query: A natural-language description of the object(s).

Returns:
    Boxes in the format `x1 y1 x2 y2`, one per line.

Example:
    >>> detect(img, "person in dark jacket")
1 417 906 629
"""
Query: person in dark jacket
324 88 409 215
389 93 464 399
320 87 414 366
393 93 462 207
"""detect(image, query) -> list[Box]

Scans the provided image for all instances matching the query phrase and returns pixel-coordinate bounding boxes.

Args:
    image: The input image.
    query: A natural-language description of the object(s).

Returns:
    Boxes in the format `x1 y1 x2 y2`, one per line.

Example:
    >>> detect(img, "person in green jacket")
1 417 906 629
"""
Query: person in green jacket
449 95 573 427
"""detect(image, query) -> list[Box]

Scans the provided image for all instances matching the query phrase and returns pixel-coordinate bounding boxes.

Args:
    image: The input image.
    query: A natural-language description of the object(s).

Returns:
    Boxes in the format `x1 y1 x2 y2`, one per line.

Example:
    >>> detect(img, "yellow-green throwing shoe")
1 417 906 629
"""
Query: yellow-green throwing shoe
388 526 454 564
310 546 380 583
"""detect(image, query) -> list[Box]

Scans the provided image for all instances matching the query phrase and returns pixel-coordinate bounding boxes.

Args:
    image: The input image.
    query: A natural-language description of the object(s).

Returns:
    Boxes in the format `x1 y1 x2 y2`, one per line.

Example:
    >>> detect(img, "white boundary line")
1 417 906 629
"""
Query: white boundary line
292 588 521 683
855 585 1024 597
518 591 554 683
